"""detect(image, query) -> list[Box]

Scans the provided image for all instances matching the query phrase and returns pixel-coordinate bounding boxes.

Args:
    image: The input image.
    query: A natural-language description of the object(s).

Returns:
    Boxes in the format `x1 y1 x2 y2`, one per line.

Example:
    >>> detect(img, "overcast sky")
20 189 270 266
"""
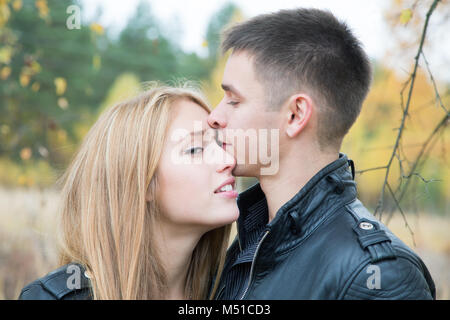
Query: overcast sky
79 0 449 82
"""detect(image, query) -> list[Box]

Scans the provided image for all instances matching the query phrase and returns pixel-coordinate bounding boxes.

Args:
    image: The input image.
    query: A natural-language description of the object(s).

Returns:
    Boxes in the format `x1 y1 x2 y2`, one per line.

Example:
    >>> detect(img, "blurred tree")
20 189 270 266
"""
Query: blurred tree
202 3 243 107
205 2 239 60
0 0 104 170
105 1 177 82
0 0 212 186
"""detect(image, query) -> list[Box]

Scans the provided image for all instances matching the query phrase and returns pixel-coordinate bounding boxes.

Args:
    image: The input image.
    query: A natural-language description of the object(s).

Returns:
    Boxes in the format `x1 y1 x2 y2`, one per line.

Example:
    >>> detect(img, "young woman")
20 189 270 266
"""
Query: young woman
18 84 239 300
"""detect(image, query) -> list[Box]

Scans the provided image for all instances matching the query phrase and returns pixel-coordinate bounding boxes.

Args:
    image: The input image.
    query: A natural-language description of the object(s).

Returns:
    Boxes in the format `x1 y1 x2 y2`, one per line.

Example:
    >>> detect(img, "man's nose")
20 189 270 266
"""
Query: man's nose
216 146 236 174
208 105 227 129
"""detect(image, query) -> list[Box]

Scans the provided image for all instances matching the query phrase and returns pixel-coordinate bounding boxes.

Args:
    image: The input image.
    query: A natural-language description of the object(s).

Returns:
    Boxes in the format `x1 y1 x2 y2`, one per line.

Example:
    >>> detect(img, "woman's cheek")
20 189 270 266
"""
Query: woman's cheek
169 166 211 220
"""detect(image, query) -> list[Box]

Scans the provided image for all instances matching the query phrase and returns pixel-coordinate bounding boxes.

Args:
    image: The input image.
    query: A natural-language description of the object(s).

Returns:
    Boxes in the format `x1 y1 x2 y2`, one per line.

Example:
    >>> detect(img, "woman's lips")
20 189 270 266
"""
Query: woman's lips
214 177 236 193
215 190 239 199
214 177 238 199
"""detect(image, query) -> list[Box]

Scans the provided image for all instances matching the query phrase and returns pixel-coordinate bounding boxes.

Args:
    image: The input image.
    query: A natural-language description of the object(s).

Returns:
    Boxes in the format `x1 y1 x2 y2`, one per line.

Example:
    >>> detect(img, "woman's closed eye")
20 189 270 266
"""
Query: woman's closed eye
184 146 204 155
227 100 239 106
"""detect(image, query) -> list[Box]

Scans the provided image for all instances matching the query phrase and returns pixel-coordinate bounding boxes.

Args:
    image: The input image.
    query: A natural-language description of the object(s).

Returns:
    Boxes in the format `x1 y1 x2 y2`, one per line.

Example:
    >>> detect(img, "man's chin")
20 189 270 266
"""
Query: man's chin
232 163 260 178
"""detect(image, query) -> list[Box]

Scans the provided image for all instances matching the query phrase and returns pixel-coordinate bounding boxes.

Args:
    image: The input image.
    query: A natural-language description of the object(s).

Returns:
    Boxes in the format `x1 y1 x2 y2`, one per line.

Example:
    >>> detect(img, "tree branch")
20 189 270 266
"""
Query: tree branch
421 50 448 113
374 0 442 218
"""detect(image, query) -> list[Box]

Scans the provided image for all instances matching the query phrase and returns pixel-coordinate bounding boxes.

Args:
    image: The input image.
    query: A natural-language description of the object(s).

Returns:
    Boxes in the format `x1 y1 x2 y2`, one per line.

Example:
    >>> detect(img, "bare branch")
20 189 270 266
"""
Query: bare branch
394 113 449 203
421 50 448 113
355 166 387 175
386 183 416 247
374 0 442 218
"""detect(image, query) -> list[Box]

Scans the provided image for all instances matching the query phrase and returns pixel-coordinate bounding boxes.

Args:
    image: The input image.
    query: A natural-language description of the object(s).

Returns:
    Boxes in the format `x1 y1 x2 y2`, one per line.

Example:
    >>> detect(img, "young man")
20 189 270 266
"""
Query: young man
208 8 435 299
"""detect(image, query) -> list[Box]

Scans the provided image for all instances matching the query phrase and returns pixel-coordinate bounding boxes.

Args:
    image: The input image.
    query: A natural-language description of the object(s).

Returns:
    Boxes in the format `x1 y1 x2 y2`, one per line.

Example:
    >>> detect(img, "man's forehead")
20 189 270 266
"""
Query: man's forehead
225 51 255 74
223 52 262 97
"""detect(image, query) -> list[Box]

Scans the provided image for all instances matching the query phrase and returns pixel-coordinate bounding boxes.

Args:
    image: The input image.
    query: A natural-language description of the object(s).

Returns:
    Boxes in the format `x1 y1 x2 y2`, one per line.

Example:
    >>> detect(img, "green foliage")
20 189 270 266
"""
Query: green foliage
98 73 141 113
205 3 239 59
0 0 213 184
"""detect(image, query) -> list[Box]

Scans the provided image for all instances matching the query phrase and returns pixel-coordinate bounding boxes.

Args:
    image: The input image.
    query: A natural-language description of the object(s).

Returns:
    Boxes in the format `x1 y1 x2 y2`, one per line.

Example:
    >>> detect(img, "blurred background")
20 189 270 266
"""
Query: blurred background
0 0 448 299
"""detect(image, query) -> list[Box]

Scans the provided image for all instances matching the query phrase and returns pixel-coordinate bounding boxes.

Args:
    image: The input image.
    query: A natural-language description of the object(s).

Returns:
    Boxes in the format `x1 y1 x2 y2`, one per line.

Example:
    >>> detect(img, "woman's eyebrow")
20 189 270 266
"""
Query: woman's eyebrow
175 129 206 144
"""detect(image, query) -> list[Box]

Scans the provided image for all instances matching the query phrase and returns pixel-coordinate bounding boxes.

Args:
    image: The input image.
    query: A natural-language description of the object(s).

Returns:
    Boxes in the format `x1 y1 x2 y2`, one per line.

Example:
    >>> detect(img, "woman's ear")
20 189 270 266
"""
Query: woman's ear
145 180 156 202
285 94 313 138
145 189 153 202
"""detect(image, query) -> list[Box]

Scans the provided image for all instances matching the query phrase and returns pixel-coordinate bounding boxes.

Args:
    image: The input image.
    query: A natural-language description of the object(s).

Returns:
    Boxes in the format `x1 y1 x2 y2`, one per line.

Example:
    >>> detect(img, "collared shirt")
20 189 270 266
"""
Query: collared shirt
219 183 269 299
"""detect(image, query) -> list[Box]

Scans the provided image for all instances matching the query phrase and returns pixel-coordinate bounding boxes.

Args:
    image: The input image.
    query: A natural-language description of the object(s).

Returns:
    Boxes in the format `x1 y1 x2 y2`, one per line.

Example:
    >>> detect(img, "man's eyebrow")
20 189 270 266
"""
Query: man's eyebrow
221 84 244 99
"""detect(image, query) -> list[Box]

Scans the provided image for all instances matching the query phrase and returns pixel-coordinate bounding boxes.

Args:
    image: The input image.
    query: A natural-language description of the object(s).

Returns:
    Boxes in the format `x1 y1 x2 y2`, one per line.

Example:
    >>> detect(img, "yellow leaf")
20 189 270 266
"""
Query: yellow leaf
12 0 22 11
20 73 30 87
0 66 11 80
54 77 67 95
20 147 32 160
35 0 49 19
57 129 67 142
0 2 10 27
57 97 69 109
31 82 40 92
400 9 412 25
30 60 42 74
0 124 10 135
18 175 27 185
0 46 13 64
90 23 104 35
93 54 101 70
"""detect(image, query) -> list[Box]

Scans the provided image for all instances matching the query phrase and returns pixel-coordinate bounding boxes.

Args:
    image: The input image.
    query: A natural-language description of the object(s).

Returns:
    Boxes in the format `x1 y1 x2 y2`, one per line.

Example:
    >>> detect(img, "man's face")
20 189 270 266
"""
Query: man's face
207 51 281 177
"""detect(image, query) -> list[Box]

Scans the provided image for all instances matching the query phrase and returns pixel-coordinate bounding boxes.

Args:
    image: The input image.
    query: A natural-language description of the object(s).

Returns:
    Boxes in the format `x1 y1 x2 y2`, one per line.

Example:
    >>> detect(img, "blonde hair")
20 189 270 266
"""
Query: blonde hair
57 83 230 299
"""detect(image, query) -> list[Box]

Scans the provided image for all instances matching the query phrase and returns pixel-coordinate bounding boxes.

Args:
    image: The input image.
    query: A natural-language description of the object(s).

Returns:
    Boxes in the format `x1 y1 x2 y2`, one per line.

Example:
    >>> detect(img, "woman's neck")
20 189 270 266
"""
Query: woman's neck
154 222 203 299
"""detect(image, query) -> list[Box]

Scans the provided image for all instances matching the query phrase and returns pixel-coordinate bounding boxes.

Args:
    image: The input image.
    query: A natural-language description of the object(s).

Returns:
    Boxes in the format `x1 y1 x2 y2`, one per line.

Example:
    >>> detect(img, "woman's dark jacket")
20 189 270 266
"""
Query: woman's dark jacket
19 263 92 300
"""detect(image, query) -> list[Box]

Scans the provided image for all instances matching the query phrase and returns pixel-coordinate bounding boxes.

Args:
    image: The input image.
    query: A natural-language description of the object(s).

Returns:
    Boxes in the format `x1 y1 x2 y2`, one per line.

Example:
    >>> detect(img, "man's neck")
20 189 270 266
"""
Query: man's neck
259 150 338 222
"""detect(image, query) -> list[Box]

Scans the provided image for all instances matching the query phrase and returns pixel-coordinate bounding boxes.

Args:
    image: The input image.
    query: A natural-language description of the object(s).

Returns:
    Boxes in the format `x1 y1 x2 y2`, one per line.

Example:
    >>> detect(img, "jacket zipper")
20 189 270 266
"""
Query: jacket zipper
236 221 242 252
215 284 226 300
240 229 270 300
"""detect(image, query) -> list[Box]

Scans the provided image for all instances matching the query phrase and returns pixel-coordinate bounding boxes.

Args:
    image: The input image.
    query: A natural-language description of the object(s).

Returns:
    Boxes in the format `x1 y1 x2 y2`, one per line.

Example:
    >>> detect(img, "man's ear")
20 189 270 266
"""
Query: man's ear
285 94 313 138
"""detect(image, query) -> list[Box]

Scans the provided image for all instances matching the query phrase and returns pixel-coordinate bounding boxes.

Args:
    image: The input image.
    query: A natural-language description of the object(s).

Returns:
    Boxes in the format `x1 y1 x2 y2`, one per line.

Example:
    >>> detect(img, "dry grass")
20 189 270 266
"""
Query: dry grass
383 212 450 299
0 187 59 299
0 187 448 299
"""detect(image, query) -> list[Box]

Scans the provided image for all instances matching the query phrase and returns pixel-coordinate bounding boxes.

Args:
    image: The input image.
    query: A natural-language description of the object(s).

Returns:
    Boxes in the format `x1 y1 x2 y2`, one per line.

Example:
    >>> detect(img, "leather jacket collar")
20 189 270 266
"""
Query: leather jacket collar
236 153 357 260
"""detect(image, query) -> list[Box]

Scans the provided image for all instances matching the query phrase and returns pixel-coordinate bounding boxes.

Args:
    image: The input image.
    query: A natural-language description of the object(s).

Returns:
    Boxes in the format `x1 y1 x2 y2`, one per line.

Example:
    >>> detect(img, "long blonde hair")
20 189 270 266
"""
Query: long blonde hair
57 83 230 299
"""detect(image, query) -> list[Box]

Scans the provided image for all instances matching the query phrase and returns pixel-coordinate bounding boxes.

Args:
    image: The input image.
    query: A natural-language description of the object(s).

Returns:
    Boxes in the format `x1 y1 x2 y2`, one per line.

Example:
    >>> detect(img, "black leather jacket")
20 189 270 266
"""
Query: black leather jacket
215 154 436 299
19 263 92 300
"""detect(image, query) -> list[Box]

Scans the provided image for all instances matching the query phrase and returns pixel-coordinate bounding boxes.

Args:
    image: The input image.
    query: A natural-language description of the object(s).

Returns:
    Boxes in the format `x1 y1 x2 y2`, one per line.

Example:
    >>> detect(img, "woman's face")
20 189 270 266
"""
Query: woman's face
155 98 239 232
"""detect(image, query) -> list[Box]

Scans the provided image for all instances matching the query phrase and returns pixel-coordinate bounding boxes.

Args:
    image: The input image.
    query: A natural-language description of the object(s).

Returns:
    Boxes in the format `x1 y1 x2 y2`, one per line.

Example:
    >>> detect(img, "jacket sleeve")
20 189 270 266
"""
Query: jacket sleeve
18 282 57 300
342 256 434 300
